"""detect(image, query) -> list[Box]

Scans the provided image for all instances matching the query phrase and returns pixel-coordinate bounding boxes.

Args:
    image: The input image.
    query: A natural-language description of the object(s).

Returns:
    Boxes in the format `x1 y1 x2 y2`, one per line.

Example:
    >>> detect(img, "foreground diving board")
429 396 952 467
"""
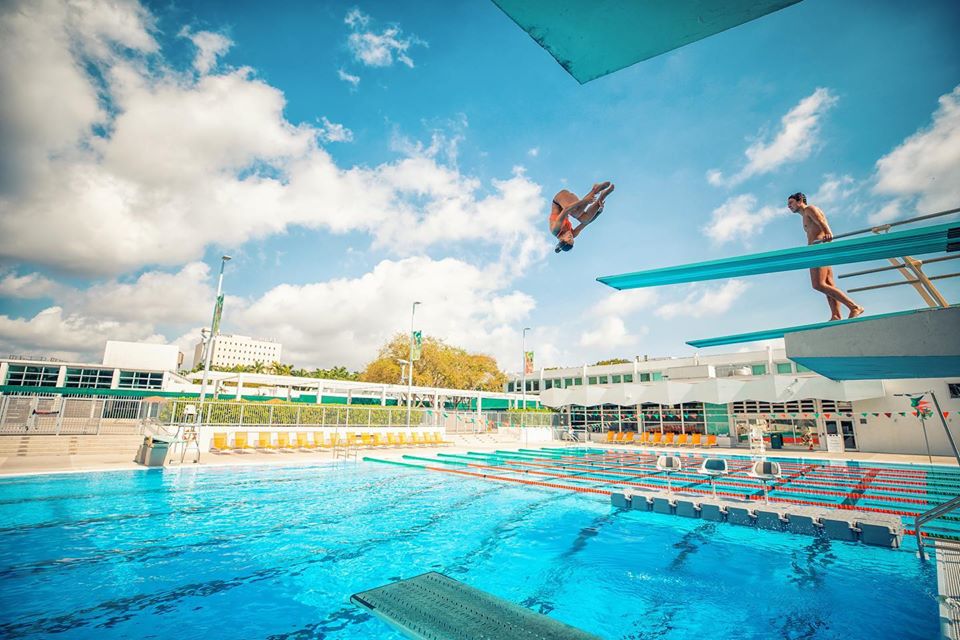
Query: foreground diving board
598 221 960 290
686 306 954 348
351 572 601 640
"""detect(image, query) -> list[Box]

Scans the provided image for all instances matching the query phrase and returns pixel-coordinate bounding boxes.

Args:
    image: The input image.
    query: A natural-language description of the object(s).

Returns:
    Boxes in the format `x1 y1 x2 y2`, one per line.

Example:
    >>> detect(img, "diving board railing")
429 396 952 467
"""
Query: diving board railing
598 218 959 290
916 495 960 561
839 254 960 307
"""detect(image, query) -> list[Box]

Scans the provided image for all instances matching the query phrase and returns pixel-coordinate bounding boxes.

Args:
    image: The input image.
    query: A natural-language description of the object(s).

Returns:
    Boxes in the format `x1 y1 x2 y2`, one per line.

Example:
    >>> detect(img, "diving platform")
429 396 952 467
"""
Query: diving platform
688 305 960 380
351 572 600 640
598 221 960 290
492 0 801 83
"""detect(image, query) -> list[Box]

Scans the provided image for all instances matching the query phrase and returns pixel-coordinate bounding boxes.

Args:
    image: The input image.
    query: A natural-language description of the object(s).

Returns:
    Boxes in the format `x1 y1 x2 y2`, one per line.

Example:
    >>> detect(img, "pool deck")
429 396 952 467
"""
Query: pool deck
0 437 957 478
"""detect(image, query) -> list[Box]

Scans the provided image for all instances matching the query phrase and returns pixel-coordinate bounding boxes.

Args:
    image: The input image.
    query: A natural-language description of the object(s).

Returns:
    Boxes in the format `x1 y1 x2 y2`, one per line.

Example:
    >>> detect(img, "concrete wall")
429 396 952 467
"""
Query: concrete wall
852 378 959 456
103 341 180 371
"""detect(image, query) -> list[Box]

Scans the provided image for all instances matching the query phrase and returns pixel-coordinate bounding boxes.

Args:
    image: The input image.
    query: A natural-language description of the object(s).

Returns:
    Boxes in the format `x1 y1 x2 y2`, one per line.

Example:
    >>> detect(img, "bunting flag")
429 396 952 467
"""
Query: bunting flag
884 412 892 418
945 412 951 419
824 413 832 419
899 412 907 417
813 413 820 418
790 413 797 418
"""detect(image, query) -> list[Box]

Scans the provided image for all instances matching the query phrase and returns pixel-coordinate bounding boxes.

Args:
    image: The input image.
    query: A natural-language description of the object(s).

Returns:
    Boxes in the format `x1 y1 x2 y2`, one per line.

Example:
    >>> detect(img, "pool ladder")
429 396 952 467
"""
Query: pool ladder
917 495 960 560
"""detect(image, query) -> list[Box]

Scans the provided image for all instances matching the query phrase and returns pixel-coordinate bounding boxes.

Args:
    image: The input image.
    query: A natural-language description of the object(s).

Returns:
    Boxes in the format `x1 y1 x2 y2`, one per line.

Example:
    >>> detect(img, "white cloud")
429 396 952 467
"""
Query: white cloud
708 88 838 187
0 271 62 299
0 306 163 361
873 84 960 215
337 68 360 87
593 290 658 318
318 117 353 143
180 28 232 74
811 174 857 207
701 194 785 245
579 316 636 349
345 10 425 68
0 2 545 275
344 8 370 29
527 147 539 157
655 280 750 320
868 200 903 225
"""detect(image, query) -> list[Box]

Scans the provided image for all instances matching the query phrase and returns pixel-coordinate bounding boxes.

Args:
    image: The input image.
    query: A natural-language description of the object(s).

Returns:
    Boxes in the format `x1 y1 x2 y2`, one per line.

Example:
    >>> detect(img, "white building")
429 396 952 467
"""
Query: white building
193 334 282 369
103 341 183 371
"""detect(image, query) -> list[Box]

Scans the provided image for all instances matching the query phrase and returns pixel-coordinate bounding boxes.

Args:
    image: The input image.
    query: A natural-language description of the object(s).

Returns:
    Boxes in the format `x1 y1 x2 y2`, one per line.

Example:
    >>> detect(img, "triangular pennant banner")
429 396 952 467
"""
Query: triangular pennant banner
945 412 951 419
824 413 832 419
884 412 891 418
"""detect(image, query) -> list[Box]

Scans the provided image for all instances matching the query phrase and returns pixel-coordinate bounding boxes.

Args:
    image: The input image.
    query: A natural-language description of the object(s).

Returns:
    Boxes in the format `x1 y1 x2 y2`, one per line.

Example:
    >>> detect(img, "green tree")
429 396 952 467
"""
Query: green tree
250 360 266 374
361 333 507 401
594 358 631 366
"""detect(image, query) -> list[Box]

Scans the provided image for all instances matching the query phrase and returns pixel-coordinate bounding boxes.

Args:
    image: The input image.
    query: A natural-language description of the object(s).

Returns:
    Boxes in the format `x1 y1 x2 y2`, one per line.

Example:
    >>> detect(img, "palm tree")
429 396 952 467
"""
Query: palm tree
251 360 266 374
291 368 308 378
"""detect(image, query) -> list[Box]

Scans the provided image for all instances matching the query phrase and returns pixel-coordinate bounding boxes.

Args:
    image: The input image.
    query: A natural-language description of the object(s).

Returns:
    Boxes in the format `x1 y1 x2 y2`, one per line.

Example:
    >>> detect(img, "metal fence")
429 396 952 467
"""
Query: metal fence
0 396 147 435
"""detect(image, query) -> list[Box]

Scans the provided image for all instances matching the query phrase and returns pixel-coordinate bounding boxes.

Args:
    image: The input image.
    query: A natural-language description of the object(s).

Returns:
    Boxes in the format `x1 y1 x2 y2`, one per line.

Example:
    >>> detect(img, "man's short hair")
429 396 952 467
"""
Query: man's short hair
555 241 574 253
788 192 807 204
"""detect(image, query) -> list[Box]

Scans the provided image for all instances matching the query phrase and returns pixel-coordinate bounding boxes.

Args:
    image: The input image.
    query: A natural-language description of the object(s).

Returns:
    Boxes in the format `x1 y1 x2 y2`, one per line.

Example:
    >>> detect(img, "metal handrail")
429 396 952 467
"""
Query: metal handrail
813 205 960 243
916 494 960 560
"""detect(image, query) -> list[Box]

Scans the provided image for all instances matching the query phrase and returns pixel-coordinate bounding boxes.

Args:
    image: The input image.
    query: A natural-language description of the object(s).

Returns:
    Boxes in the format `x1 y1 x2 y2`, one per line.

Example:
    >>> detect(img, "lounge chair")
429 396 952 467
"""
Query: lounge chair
650 432 663 446
706 434 718 447
211 432 229 452
296 432 313 450
276 432 293 451
622 432 636 444
662 433 676 447
606 431 616 443
637 432 650 445
690 433 702 447
676 434 688 447
256 432 276 451
233 432 252 452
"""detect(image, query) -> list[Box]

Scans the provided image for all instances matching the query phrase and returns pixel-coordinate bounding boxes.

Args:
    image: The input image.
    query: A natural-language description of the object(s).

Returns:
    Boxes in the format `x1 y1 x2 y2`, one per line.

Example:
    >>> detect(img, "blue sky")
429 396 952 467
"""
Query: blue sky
0 0 958 372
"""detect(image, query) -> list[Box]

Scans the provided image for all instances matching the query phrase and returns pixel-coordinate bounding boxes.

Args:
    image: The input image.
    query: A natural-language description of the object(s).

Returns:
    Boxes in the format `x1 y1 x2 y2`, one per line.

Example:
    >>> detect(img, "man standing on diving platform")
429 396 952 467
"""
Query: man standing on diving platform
788 192 864 320
549 181 615 252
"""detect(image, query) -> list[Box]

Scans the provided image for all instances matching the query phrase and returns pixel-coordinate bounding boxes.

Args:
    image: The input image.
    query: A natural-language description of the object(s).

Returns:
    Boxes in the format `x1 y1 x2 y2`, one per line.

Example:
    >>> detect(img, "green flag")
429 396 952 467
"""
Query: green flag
411 330 422 361
211 294 224 334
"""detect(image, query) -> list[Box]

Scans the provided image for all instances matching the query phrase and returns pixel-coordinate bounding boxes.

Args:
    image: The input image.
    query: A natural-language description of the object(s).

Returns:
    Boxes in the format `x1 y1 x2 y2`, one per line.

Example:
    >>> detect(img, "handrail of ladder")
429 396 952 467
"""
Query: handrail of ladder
916 494 960 560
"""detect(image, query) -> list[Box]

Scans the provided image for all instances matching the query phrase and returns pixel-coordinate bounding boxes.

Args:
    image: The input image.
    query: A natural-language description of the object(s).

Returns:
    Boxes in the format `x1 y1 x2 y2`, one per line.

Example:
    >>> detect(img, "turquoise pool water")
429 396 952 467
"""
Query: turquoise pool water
0 463 939 639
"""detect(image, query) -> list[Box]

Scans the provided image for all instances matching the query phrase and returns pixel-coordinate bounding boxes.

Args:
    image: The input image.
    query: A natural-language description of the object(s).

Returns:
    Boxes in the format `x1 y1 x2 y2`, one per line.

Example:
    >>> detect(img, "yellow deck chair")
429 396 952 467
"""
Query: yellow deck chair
211 432 229 452
606 431 616 443
296 432 312 450
650 432 662 446
257 432 275 451
374 433 391 447
276 432 293 451
432 432 453 446
386 433 400 446
622 432 636 444
691 433 702 447
314 432 330 448
233 432 251 452
706 434 718 447
413 432 428 446
638 432 650 445
662 433 676 447
676 434 688 446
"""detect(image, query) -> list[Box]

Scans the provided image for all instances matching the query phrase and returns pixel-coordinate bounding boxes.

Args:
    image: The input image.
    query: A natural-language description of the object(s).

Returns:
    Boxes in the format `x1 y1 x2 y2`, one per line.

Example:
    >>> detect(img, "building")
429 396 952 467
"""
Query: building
103 341 183 371
193 334 282 369
508 347 960 457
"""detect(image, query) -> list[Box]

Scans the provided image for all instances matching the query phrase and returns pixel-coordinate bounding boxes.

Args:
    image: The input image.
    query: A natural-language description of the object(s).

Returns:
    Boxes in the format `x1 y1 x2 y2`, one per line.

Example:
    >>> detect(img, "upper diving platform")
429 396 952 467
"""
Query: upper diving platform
492 0 802 83
598 221 960 290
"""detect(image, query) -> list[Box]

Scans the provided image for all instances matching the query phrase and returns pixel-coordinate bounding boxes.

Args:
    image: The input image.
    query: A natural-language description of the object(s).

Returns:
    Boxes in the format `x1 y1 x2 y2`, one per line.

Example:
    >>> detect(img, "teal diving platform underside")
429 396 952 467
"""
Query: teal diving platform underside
491 0 801 83
686 306 950 348
351 571 601 640
598 221 960 290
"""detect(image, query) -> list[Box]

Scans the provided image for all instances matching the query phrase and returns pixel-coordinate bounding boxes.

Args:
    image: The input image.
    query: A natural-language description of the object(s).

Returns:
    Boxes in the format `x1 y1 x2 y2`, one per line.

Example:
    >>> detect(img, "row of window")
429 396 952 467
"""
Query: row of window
3 366 162 390
509 362 809 392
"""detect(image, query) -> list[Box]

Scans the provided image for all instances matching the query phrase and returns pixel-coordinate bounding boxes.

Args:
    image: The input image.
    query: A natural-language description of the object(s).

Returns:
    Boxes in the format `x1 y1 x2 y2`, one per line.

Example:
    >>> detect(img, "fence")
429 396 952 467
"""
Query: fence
0 395 146 435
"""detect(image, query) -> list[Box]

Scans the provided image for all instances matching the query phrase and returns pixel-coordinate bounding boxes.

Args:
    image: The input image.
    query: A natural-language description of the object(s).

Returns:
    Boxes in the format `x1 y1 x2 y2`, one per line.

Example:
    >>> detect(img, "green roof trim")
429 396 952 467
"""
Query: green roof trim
599 221 960 290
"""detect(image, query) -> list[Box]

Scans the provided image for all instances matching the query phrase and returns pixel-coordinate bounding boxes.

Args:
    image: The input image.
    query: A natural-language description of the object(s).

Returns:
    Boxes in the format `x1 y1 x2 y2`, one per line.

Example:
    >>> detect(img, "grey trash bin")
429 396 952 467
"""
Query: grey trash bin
139 436 172 467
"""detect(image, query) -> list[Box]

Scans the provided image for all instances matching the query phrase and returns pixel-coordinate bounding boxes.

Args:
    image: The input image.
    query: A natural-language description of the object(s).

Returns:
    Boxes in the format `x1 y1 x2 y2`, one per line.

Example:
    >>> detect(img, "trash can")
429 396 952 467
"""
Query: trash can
769 432 784 450
137 436 172 467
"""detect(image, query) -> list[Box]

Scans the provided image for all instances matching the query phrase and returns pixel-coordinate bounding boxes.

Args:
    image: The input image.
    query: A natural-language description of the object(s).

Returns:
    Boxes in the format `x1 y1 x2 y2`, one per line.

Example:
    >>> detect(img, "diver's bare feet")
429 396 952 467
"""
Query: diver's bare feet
597 182 615 205
829 315 842 322
589 181 611 198
848 306 864 319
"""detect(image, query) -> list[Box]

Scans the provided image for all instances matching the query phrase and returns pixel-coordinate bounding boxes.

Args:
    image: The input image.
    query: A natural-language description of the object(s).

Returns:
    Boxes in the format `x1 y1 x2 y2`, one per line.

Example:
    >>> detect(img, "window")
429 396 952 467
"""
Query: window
639 373 650 382
588 376 598 385
611 375 621 383
4 365 60 387
564 378 574 387
796 363 812 373
751 364 767 376
652 372 663 381
118 371 163 390
573 378 583 386
623 374 633 383
776 362 793 374
598 376 608 384
949 383 960 399
64 368 114 389
507 381 515 392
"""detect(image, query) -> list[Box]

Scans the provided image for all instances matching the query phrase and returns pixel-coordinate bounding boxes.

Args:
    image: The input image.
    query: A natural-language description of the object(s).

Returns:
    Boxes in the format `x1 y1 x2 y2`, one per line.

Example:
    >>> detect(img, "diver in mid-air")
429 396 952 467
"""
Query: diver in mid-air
549 181 615 253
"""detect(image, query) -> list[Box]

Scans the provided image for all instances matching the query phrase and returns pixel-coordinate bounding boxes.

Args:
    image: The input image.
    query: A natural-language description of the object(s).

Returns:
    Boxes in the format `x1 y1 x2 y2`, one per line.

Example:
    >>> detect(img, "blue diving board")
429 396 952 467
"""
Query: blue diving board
492 0 802 84
598 221 960 290
687 306 953 348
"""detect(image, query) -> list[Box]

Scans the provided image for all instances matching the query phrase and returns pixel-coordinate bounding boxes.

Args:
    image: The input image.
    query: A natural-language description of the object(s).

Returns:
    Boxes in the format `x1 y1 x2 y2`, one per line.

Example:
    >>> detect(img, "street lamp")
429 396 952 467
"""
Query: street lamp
396 359 409 385
521 327 531 416
407 301 421 427
197 255 231 426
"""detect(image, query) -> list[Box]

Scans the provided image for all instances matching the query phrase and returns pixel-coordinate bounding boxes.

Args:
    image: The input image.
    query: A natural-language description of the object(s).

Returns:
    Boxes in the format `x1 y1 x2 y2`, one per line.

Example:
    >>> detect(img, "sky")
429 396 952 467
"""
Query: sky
0 0 958 374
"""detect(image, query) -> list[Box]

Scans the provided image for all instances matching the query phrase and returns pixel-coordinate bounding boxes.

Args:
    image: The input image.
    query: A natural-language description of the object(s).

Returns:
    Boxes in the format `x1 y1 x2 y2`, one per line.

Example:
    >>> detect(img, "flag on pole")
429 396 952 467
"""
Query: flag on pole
211 294 224 334
524 351 534 375
411 330 422 361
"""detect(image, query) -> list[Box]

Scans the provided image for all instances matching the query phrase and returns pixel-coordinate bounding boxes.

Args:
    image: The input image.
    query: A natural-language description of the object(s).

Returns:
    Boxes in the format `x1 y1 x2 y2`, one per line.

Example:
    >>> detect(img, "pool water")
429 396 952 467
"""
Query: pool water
0 463 940 639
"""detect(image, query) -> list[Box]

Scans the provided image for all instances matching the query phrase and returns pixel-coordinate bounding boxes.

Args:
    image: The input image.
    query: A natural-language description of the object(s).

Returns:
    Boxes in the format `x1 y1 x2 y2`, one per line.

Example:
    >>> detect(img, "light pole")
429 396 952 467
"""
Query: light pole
197 255 231 425
895 391 960 465
407 301 421 427
521 327 531 417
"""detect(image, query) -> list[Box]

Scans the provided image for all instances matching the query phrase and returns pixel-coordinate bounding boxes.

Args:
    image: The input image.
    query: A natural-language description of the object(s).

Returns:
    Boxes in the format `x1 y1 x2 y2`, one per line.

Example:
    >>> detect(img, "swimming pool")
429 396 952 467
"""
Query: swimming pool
0 462 940 639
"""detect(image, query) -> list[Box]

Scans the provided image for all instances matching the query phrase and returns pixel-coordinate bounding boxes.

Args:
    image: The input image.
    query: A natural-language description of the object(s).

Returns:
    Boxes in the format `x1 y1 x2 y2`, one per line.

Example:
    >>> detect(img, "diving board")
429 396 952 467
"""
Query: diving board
492 0 802 84
686 306 954 348
351 571 600 640
598 221 960 290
